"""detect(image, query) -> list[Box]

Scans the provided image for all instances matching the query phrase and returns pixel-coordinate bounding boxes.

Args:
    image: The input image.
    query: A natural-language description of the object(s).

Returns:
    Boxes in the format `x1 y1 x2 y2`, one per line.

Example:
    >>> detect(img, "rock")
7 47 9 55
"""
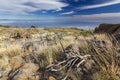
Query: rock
11 63 39 80
94 23 120 44
9 56 25 70
8 56 39 80
94 23 120 34
49 76 56 80
31 25 36 28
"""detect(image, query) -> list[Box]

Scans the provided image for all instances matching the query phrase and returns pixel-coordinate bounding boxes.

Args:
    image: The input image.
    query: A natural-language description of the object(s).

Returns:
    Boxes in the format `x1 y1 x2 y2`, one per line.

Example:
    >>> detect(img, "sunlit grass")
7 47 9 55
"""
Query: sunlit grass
0 27 119 80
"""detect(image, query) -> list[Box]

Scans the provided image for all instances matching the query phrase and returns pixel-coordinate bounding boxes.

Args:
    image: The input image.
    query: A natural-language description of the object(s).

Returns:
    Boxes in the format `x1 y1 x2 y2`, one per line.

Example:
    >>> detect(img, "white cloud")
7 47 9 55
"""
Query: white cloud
79 0 120 10
61 11 75 15
0 0 68 14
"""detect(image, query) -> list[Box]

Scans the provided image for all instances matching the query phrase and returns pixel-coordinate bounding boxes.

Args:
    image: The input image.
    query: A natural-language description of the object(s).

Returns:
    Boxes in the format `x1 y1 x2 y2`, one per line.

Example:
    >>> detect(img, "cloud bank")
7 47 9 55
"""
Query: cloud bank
58 12 120 23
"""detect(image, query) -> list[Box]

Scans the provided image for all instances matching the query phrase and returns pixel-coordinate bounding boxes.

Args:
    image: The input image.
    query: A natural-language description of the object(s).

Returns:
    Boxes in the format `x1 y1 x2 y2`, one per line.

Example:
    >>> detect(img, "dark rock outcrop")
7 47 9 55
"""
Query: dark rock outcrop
94 23 120 34
94 23 120 43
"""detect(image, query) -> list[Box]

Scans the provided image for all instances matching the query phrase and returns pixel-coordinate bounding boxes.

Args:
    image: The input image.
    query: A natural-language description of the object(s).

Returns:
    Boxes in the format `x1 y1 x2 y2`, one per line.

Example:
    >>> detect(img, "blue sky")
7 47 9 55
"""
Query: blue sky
0 0 120 28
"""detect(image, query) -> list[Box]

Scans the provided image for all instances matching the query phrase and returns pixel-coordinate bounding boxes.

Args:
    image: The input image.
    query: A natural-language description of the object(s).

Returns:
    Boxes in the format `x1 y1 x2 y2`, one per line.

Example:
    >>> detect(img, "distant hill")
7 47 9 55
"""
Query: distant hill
94 23 120 34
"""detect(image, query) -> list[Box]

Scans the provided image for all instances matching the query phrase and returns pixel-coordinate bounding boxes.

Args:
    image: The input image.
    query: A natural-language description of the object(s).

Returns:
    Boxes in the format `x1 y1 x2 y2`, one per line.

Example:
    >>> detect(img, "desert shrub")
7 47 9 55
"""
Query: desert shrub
5 45 21 58
80 30 93 36
88 34 120 80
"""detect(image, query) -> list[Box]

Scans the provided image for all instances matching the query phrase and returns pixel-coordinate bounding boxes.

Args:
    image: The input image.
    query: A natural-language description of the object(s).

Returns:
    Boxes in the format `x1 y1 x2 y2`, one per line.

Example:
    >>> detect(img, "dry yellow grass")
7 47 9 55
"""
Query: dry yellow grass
0 27 119 80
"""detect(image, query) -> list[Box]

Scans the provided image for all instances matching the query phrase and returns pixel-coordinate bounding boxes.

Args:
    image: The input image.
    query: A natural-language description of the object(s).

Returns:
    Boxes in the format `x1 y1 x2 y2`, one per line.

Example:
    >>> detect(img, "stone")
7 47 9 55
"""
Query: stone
49 76 56 80
11 63 39 80
9 56 25 70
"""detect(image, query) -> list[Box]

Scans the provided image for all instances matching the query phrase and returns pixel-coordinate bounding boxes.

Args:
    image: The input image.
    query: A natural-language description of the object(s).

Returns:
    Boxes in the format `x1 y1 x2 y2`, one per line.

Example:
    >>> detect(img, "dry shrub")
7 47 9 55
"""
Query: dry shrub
5 44 21 58
89 34 120 80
